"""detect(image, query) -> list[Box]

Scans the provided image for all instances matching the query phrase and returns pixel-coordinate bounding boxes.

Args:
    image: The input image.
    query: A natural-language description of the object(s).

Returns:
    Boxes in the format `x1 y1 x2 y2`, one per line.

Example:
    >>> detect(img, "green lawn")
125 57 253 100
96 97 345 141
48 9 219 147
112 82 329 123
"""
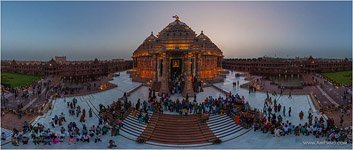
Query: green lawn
322 71 352 86
1 72 42 88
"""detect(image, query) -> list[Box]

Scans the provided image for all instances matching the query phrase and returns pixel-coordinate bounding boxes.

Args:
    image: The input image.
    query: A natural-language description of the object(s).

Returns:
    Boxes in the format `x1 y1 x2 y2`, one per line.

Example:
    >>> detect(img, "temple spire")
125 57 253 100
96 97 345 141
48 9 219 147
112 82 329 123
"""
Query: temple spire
172 15 179 21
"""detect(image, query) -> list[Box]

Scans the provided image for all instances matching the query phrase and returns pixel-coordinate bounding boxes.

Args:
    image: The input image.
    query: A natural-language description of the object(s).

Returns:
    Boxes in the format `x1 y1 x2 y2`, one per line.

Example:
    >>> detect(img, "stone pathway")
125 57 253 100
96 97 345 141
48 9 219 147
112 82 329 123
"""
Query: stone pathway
21 88 47 111
316 85 339 107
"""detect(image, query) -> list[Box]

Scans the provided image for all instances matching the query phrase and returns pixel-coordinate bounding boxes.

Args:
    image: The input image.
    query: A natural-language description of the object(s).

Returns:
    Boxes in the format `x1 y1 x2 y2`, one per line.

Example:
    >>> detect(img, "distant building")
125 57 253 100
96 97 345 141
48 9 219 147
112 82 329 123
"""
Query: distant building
1 57 133 83
223 56 352 78
54 56 67 63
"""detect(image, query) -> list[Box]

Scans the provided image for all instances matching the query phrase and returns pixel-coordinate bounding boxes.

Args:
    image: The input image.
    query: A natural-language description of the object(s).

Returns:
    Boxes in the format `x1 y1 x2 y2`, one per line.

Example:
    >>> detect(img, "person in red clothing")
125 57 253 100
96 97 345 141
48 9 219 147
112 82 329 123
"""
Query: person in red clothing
234 115 240 124
264 122 271 133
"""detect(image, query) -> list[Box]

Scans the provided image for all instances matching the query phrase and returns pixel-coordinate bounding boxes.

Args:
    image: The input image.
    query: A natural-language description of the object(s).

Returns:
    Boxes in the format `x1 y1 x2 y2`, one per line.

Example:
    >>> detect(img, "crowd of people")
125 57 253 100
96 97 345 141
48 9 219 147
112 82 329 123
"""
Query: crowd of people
139 87 352 144
3 81 352 148
99 92 132 137
169 72 184 94
6 92 134 148
237 93 352 143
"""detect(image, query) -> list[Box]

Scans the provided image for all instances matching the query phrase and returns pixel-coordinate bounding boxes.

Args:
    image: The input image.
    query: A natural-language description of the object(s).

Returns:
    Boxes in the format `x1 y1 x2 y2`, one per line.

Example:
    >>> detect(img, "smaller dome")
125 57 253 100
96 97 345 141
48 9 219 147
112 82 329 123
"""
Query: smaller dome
145 32 157 42
197 30 210 40
136 32 157 50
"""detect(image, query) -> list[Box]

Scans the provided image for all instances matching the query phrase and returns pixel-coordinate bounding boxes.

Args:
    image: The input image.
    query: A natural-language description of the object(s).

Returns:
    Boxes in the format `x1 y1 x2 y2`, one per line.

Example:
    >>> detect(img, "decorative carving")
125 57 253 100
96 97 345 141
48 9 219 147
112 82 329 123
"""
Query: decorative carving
172 15 179 21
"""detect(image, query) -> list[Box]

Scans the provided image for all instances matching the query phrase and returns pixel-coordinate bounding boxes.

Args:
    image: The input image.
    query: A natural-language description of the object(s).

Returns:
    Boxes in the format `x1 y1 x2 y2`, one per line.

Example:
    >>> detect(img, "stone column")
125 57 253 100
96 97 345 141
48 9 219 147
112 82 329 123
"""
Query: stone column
183 55 194 97
196 53 201 79
159 55 169 95
152 54 157 81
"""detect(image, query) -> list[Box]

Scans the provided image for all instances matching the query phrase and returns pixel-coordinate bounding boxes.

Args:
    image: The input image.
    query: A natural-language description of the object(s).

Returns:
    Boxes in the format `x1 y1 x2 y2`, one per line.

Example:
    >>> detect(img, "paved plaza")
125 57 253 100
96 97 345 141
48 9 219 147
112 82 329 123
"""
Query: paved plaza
1 71 351 149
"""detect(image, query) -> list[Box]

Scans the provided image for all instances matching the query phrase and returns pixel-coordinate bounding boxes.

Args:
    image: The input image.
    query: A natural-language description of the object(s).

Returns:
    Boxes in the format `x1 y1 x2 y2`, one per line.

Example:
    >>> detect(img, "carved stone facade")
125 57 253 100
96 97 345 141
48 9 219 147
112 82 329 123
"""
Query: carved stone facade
223 56 352 76
131 16 224 96
1 56 133 83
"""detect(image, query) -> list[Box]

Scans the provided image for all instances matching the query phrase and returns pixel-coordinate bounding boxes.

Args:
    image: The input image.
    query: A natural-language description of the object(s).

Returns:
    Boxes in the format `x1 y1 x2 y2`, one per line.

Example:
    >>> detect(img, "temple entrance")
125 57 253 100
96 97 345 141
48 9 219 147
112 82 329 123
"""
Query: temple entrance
170 59 184 94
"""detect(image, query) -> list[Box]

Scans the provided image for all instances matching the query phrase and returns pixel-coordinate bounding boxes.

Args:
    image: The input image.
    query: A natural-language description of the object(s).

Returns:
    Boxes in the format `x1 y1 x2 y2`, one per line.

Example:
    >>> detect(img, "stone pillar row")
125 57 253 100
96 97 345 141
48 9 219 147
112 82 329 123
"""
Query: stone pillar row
159 55 169 95
182 55 195 97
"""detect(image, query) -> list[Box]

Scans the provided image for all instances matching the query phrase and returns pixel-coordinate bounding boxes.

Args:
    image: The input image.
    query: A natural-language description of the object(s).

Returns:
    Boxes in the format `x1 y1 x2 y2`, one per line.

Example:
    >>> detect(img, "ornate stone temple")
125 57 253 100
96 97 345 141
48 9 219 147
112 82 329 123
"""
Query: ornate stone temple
130 16 224 96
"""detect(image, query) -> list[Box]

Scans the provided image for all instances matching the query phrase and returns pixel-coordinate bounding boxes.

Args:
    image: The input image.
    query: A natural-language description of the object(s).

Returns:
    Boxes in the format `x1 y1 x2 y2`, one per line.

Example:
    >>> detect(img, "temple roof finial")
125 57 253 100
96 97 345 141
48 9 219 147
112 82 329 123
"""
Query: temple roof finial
151 31 153 35
172 15 179 21
201 30 203 34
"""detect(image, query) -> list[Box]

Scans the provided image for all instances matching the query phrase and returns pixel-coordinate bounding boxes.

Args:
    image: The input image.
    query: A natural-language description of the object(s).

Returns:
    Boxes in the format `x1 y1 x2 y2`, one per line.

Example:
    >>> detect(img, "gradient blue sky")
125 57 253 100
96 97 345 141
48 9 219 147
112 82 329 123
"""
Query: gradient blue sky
1 1 352 60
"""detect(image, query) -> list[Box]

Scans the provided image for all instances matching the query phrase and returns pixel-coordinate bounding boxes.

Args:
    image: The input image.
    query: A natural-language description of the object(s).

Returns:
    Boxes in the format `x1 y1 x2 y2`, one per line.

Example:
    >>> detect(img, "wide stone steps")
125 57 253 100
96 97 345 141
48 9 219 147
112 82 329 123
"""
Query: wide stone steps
120 111 153 140
138 113 218 146
120 112 251 146
207 114 251 142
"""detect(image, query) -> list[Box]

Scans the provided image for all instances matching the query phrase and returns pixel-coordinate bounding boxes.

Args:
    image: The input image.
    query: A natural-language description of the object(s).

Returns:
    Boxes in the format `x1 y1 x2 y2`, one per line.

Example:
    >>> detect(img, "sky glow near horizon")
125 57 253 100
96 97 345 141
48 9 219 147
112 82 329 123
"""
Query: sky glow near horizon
1 1 352 61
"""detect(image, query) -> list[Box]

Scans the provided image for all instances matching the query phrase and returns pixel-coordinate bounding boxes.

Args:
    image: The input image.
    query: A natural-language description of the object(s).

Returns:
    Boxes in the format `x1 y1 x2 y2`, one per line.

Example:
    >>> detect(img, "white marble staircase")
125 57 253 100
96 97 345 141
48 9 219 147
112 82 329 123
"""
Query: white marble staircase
120 111 153 140
207 114 251 142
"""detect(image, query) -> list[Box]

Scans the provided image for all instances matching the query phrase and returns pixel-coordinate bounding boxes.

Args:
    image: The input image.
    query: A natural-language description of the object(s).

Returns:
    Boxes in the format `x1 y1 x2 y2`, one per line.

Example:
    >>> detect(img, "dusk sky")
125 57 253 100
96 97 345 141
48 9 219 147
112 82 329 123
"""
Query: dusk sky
1 1 352 61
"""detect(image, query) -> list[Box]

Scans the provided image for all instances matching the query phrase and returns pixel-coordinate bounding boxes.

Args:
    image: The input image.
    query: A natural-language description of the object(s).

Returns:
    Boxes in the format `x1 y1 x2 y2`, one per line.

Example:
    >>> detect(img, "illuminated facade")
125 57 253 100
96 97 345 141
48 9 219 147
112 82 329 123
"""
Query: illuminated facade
131 16 223 96
223 56 352 76
1 56 133 83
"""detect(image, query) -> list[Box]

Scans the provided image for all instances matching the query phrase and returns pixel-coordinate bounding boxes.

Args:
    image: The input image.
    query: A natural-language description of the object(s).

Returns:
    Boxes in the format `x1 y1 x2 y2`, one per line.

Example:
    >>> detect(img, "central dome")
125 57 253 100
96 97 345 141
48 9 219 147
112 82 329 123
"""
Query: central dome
133 15 222 54
157 16 197 40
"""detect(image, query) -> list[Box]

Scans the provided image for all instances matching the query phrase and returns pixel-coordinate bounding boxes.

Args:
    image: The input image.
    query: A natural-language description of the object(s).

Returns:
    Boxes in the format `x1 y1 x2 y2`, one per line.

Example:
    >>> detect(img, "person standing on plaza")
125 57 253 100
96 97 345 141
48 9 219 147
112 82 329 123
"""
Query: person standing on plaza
274 98 277 106
95 132 102 143
89 108 92 118
73 98 77 108
280 89 283 96
340 115 344 127
76 106 81 117
60 112 66 122
268 106 272 115
136 99 141 111
283 106 286 117
308 108 313 115
82 109 86 118
17 110 22 119
99 116 103 125
1 132 6 140
50 118 55 128
263 105 267 116
288 91 292 99
58 117 63 126
80 113 85 122
299 111 304 120
288 107 292 117
54 115 58 125
111 125 116 136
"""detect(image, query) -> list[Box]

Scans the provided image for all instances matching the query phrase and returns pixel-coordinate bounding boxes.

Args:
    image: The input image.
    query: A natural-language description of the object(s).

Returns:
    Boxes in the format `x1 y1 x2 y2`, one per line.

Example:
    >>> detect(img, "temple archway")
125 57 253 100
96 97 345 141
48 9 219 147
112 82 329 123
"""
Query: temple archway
170 58 184 94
